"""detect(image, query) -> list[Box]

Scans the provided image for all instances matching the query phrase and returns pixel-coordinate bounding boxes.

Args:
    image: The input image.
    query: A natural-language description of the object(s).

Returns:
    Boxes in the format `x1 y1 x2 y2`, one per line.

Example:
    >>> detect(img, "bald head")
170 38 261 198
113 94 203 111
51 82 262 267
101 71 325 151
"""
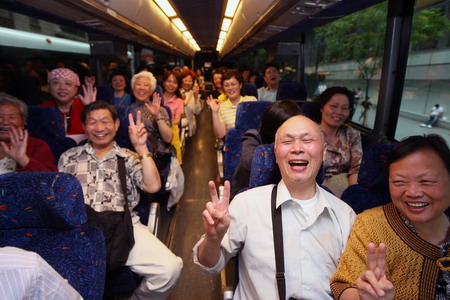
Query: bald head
275 115 325 146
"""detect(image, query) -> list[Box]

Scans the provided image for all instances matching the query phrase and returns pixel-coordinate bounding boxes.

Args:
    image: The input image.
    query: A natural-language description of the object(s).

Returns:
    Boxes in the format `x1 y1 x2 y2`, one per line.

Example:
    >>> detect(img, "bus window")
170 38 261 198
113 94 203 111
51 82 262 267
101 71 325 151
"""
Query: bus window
396 0 450 144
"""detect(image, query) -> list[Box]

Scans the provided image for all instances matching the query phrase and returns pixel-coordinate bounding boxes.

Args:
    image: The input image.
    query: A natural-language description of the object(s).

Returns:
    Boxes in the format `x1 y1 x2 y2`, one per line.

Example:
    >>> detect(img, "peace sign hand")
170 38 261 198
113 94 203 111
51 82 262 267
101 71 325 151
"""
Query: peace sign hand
202 180 231 241
128 110 148 152
355 243 395 300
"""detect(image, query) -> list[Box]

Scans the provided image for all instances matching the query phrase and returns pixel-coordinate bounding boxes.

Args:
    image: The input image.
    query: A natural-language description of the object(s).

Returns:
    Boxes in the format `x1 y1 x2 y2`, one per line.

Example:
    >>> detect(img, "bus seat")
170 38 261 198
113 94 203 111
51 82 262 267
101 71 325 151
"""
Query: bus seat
248 143 327 190
115 105 138 151
0 172 106 300
276 82 307 101
300 101 315 120
242 83 258 98
254 76 265 88
341 142 396 214
223 101 271 182
27 106 78 162
96 85 114 103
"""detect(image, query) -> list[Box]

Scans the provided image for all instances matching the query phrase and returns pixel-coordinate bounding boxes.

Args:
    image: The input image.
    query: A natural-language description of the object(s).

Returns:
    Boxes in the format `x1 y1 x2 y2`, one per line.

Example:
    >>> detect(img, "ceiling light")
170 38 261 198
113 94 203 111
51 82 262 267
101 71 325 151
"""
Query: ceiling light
219 31 227 39
217 39 224 45
154 0 177 17
183 31 193 39
221 18 232 31
172 18 187 31
224 0 240 18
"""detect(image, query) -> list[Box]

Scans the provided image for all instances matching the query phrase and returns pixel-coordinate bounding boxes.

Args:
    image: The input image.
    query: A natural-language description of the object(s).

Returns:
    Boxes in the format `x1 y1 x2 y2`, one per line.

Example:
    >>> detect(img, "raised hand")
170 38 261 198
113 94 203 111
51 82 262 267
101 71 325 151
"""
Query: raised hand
206 95 220 112
202 180 231 240
0 127 30 167
128 110 148 151
79 81 97 105
356 243 395 300
144 92 162 118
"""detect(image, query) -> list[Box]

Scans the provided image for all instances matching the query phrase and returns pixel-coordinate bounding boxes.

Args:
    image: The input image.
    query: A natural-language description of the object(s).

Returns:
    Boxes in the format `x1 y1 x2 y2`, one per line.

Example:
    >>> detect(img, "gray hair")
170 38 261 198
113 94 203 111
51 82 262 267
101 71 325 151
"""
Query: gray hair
131 71 157 94
0 92 28 122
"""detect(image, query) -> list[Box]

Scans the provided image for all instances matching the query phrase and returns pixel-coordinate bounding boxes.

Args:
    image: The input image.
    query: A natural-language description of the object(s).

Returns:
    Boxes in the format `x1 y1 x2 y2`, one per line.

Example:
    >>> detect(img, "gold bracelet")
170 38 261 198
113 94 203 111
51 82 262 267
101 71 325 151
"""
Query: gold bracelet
138 152 153 160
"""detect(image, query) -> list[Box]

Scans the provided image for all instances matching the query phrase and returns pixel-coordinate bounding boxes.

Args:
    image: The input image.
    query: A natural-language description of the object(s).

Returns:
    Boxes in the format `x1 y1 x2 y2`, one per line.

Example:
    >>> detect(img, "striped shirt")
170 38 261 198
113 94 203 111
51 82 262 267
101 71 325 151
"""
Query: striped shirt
218 96 256 131
0 247 82 299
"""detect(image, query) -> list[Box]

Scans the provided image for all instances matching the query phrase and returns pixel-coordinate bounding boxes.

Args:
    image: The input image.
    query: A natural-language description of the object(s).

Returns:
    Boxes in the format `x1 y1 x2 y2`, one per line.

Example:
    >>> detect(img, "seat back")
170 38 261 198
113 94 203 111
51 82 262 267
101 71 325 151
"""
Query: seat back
242 83 258 98
27 106 77 162
341 142 396 214
0 172 106 299
115 105 137 151
276 82 307 101
223 101 271 182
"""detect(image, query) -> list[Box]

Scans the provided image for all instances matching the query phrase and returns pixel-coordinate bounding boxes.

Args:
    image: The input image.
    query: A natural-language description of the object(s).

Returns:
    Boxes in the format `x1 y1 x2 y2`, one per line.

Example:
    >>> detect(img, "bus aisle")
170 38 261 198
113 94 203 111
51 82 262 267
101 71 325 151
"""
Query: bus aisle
168 105 223 299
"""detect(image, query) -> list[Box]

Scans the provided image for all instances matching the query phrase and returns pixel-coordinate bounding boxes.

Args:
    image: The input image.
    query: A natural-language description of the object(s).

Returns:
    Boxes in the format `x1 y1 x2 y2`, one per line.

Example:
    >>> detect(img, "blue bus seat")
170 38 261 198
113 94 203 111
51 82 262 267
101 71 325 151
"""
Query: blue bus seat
115 105 137 151
341 142 396 214
242 83 258 98
223 101 271 182
276 82 307 101
0 172 106 300
27 106 78 162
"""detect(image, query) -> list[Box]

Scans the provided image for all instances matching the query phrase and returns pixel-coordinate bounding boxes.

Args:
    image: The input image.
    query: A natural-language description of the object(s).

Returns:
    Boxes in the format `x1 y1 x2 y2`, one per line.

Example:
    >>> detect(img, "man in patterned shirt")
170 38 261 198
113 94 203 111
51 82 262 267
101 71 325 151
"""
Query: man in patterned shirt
58 101 182 299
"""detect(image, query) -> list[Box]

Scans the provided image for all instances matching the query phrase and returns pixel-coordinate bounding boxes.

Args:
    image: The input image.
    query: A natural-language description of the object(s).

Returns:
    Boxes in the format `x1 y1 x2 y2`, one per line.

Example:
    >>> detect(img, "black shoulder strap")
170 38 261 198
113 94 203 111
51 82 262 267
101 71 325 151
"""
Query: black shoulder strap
117 156 130 215
271 185 285 300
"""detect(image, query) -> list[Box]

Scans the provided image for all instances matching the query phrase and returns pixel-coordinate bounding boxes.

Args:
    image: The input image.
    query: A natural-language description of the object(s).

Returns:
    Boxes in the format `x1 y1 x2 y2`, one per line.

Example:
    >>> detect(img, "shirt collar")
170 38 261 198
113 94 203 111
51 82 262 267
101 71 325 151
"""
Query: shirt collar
81 141 127 159
276 179 334 214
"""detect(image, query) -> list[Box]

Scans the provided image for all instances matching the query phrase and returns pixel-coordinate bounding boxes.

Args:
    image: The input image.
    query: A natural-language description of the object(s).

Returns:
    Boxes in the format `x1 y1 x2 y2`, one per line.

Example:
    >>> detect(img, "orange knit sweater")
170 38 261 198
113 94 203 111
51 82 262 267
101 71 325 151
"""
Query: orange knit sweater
330 203 449 299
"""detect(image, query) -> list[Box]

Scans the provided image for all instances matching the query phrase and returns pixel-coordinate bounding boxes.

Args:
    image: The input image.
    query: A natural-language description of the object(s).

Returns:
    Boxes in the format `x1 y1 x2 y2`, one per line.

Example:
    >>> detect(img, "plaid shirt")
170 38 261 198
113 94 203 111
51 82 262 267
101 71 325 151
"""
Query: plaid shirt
58 142 143 214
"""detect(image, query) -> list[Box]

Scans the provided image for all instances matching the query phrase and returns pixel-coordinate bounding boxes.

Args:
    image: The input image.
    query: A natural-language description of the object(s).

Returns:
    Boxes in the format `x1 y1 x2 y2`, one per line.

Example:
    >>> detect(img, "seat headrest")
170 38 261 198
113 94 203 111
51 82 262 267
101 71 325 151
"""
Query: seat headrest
0 172 86 229
235 101 271 130
358 142 397 189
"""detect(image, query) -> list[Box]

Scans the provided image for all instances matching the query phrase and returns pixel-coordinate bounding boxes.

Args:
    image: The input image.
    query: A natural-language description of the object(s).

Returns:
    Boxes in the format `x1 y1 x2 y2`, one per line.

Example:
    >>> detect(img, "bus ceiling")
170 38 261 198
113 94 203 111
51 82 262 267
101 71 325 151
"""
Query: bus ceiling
3 0 384 59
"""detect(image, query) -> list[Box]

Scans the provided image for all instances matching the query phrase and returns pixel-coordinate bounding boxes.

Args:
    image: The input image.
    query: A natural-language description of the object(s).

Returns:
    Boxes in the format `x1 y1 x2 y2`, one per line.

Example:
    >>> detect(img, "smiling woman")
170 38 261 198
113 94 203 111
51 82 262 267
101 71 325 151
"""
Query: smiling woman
312 86 362 197
331 134 450 300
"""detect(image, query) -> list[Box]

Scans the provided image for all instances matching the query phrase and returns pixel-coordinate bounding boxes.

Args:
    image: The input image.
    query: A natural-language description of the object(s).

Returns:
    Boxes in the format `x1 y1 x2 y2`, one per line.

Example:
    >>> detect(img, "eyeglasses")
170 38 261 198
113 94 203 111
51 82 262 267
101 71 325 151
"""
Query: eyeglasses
328 103 350 113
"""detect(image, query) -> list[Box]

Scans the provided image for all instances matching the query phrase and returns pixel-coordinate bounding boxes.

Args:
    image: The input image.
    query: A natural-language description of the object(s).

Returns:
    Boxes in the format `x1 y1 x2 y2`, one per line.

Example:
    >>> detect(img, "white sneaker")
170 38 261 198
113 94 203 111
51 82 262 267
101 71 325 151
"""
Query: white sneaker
420 124 426 127
427 125 432 128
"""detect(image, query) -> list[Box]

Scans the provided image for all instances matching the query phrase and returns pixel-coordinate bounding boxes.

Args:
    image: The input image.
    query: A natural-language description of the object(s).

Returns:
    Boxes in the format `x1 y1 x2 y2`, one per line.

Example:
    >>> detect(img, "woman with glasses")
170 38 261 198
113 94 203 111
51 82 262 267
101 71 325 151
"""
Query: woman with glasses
207 69 256 139
313 86 362 197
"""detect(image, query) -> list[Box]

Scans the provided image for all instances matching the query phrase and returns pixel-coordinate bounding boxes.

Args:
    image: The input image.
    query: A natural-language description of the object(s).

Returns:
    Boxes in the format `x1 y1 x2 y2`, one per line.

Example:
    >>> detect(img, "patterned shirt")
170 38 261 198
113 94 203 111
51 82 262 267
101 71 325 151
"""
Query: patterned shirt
323 125 362 179
218 96 256 131
58 142 143 214
130 101 172 155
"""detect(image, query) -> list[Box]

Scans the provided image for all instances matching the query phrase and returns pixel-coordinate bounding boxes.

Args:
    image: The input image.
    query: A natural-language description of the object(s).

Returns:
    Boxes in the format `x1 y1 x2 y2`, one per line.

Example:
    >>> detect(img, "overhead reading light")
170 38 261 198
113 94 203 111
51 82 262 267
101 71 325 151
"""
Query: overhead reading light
153 0 200 51
221 18 232 31
224 0 240 18
154 0 177 17
183 31 193 39
172 18 187 32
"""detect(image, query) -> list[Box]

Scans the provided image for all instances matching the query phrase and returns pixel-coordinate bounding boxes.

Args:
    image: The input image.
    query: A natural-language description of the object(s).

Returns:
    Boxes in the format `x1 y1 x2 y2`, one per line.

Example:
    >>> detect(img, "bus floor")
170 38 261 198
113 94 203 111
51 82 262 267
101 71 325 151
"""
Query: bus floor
167 106 224 300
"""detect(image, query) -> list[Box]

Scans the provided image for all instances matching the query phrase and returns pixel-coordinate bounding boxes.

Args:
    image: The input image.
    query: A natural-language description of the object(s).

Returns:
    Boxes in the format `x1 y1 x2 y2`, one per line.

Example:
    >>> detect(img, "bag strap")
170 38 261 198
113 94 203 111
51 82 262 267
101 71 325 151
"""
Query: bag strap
117 156 130 215
271 185 286 300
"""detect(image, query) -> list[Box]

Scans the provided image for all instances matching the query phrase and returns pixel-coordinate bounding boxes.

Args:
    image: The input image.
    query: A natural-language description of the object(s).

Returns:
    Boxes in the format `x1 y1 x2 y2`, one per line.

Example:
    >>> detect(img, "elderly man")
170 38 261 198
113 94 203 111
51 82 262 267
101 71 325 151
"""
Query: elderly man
194 115 355 299
39 68 96 137
0 92 56 173
58 101 182 299
257 63 280 102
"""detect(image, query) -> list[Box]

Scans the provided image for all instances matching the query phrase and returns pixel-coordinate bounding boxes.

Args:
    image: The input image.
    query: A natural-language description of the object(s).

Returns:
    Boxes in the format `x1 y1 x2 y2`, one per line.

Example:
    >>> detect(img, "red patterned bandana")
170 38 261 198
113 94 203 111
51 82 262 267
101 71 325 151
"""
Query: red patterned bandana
48 68 80 86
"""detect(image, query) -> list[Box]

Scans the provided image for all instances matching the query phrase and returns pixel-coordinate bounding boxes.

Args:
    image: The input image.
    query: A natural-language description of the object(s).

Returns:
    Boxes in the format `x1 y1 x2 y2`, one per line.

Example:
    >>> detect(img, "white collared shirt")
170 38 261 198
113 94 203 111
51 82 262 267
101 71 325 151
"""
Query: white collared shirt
193 180 355 300
257 86 277 102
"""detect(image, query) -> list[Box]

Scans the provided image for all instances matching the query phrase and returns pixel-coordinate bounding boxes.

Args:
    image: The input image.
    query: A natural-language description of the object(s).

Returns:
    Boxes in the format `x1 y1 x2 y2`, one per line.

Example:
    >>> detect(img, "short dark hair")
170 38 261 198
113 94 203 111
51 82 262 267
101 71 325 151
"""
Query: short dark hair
262 63 279 76
388 134 450 176
312 86 355 123
82 101 118 124
260 100 303 144
162 71 182 98
222 69 244 96
109 69 128 83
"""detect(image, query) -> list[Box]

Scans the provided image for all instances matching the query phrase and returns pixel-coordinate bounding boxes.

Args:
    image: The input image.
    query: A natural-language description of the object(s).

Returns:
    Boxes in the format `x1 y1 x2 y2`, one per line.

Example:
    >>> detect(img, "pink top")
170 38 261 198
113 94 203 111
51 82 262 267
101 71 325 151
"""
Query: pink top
164 95 185 121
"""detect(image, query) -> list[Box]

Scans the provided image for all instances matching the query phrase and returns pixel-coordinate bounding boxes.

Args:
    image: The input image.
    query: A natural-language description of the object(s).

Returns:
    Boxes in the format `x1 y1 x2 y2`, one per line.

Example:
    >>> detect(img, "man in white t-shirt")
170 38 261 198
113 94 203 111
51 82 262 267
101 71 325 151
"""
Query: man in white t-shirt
420 104 444 128
193 115 356 299
257 64 280 102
